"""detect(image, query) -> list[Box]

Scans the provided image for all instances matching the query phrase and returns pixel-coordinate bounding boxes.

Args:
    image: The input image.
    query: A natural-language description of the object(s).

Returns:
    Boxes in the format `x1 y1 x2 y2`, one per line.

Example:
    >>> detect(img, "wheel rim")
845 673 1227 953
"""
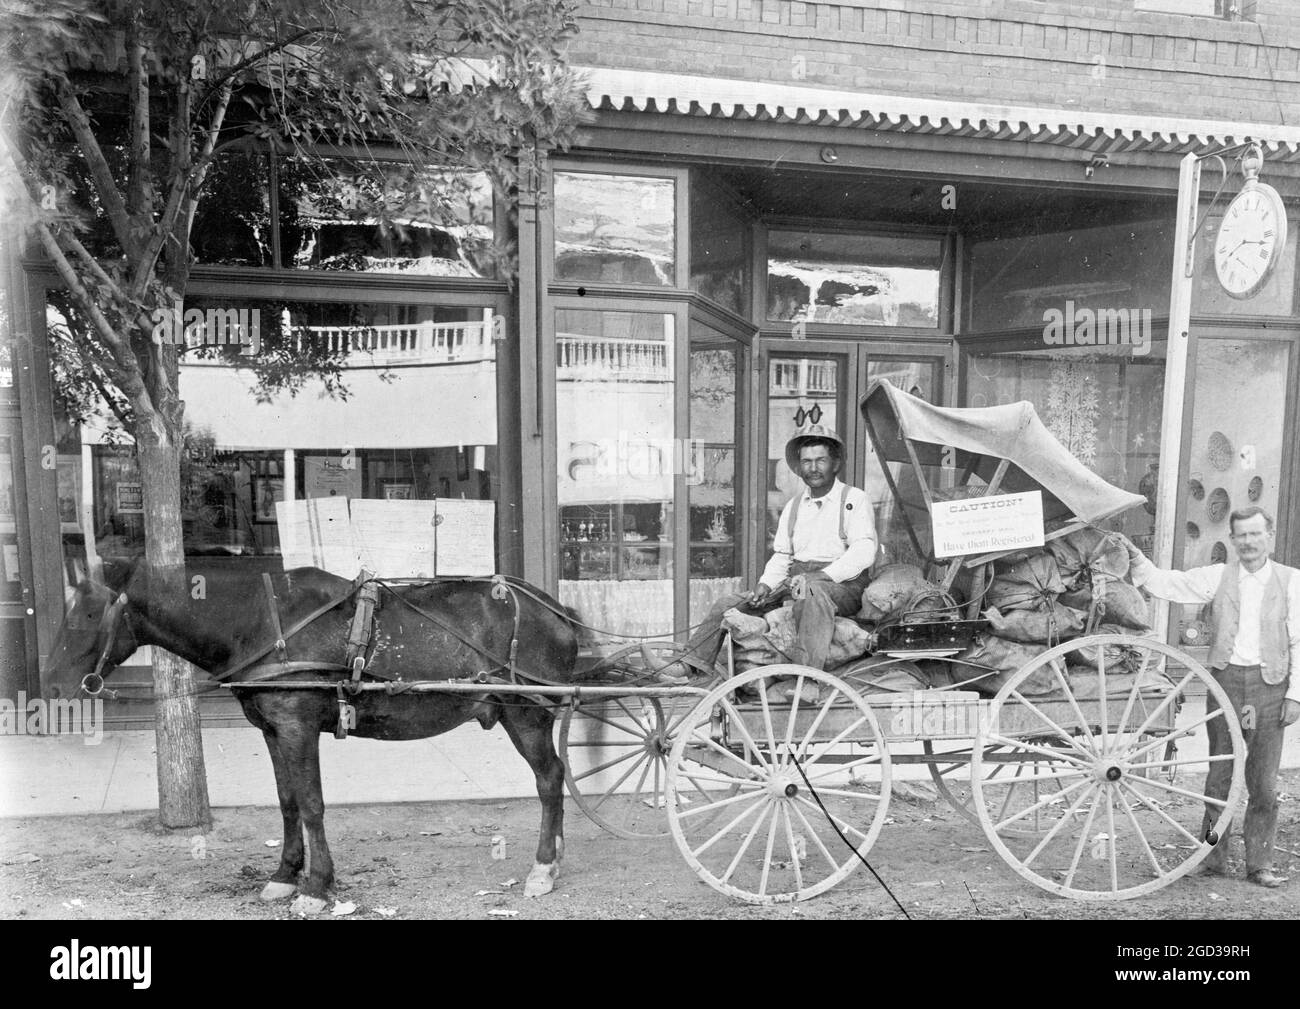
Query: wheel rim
665 665 892 904
972 634 1246 900
560 696 730 839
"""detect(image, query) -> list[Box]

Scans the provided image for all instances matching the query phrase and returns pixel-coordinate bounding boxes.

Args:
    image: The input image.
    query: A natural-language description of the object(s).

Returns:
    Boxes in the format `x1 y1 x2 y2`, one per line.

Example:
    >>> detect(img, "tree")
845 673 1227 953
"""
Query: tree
0 0 588 828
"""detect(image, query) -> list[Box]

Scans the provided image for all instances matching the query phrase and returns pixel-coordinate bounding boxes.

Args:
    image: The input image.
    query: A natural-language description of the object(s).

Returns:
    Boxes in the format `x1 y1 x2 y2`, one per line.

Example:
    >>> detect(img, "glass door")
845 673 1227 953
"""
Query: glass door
756 341 950 581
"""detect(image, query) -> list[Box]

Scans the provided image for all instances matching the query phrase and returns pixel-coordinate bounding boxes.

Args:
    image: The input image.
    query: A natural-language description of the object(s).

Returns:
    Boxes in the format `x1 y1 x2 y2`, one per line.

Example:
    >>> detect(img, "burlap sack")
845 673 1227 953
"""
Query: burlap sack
859 563 930 622
986 552 1067 613
982 602 1086 644
1046 526 1131 590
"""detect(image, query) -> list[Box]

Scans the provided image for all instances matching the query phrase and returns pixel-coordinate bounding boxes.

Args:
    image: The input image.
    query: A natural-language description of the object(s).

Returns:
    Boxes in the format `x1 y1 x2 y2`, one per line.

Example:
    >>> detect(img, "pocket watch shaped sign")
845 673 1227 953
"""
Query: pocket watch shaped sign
1214 164 1288 300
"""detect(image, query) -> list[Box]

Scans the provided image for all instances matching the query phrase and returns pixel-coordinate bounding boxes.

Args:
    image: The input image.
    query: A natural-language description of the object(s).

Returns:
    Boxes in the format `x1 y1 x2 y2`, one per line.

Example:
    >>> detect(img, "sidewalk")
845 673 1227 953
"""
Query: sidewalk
0 723 538 817
6 707 1300 819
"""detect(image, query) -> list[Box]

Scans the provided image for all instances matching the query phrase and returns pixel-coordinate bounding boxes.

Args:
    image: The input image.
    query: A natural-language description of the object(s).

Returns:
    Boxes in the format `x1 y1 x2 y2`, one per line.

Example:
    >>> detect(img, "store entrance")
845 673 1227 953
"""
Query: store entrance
756 338 949 574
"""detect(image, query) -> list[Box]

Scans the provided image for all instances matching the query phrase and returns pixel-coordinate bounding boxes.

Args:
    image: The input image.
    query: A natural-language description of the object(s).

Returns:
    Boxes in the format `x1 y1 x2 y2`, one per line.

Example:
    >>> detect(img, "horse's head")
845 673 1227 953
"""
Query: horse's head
43 579 141 700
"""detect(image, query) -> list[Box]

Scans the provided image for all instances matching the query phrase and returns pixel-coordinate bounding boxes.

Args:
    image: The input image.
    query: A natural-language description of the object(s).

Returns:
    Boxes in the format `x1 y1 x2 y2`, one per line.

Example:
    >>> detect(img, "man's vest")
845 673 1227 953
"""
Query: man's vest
1206 560 1295 684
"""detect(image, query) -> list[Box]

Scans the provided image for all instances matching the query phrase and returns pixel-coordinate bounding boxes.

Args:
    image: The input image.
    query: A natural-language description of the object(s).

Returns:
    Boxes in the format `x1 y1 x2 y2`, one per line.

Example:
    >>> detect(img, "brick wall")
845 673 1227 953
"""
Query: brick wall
571 0 1300 124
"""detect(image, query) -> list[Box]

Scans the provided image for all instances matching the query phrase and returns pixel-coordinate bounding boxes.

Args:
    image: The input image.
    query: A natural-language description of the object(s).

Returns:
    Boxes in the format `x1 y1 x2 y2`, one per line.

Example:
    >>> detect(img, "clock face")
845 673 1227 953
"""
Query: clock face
1214 183 1288 300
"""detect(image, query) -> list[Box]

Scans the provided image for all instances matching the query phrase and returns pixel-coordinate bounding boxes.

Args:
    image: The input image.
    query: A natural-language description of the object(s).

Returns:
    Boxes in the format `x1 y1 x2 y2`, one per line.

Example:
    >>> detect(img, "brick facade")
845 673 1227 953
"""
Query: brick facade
571 0 1300 123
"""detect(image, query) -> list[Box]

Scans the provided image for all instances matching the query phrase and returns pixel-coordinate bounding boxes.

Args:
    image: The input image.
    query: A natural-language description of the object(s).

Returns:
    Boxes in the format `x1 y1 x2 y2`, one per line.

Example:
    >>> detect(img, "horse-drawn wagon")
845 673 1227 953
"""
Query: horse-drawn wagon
556 380 1246 904
45 381 1244 913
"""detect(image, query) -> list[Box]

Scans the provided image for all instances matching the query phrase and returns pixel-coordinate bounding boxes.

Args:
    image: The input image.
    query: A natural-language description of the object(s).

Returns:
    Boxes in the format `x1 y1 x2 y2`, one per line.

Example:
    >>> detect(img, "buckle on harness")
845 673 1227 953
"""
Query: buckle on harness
334 683 357 740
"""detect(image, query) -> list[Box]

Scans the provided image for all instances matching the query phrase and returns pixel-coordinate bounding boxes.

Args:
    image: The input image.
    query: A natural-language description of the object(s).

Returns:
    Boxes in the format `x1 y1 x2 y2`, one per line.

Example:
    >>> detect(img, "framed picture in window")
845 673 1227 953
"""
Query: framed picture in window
254 477 284 523
381 480 414 500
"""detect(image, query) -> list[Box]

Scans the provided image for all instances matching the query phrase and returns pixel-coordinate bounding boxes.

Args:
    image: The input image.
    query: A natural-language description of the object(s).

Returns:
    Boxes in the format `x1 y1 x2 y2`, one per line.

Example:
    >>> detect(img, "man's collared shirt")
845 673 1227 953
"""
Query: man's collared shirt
759 479 877 589
1131 555 1300 701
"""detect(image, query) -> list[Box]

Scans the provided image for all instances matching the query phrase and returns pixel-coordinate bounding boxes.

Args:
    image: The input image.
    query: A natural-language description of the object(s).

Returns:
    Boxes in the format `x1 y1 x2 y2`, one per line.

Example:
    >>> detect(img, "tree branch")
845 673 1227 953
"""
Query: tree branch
125 4 153 225
35 225 152 418
54 79 133 254
195 27 329 113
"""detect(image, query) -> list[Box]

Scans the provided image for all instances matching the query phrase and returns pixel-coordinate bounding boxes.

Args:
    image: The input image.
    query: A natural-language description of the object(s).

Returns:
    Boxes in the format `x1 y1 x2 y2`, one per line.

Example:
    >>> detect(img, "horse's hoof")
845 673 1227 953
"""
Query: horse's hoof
524 862 559 898
290 894 329 916
260 881 297 901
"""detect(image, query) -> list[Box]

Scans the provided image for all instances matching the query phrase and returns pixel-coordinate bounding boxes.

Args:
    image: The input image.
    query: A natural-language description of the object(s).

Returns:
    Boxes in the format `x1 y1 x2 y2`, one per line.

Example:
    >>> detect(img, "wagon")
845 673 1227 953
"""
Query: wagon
555 380 1246 905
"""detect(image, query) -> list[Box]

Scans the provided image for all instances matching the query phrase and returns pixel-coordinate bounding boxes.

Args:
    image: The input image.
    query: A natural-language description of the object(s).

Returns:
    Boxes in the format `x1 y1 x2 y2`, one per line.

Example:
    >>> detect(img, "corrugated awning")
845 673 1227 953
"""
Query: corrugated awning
579 66 1300 163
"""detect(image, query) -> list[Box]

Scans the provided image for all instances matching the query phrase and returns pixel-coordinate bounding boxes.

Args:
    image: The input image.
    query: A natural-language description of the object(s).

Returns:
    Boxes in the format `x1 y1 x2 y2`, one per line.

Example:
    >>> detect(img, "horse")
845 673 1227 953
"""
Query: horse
43 557 584 914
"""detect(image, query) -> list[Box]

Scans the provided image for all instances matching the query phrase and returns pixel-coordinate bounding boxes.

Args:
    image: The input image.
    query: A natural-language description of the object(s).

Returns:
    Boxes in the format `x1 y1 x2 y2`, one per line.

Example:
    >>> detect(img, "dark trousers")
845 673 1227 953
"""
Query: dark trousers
683 562 869 672
1199 663 1287 874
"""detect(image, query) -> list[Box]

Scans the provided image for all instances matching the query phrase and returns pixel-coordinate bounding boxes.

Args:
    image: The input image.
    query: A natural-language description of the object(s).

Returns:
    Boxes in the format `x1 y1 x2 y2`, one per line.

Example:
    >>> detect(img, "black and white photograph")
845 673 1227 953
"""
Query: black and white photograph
0 0 1299 959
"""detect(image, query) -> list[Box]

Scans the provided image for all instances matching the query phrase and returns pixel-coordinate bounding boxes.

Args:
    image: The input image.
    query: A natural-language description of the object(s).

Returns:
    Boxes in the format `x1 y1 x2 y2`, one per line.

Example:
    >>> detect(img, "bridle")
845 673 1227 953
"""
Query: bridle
80 592 129 699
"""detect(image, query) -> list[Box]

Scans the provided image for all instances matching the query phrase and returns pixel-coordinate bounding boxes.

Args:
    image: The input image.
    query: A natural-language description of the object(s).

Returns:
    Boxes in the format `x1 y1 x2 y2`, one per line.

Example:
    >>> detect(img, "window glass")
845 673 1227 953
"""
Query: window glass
689 324 742 623
556 309 675 635
191 151 274 266
767 231 942 327
765 356 843 555
1175 338 1291 642
553 172 676 286
60 300 501 571
281 158 495 276
963 340 1166 546
968 219 1171 333
690 180 749 314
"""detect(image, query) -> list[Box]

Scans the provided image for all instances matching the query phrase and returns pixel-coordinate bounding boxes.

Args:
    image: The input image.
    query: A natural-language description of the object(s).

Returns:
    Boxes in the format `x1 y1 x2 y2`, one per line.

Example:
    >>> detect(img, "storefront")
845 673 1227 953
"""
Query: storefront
9 74 1300 714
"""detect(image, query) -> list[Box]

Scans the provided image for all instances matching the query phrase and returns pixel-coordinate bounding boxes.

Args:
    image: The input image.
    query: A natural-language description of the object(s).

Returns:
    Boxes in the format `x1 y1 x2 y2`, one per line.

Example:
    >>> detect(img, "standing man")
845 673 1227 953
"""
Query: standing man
658 424 876 680
1122 506 1300 887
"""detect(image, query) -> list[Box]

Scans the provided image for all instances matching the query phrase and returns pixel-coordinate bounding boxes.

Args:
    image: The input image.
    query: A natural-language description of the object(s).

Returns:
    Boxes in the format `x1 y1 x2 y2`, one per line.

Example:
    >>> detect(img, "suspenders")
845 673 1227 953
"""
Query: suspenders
786 483 851 552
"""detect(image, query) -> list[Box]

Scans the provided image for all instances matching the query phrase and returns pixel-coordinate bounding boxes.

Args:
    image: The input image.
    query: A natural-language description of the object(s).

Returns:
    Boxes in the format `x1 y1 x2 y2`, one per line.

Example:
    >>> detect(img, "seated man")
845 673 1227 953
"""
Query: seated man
659 425 876 680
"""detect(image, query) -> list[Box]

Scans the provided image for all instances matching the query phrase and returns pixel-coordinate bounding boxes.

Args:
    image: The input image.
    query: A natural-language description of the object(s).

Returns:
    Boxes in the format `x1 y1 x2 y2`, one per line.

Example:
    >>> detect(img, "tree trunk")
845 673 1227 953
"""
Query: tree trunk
137 437 212 829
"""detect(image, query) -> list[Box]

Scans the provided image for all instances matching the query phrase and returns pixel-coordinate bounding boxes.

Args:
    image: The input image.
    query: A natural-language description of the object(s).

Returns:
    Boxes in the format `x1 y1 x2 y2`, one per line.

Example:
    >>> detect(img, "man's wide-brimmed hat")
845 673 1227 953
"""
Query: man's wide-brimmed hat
785 423 844 471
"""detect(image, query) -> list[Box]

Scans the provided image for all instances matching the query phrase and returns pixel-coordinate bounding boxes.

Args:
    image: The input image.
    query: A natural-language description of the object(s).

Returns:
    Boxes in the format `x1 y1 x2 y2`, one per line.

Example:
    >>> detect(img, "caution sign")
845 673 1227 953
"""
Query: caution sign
931 490 1044 558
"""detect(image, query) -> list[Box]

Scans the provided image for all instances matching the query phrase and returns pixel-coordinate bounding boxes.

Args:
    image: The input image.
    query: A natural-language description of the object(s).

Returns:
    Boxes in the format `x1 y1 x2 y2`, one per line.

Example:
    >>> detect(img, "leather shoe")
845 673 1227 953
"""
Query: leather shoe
1247 869 1285 888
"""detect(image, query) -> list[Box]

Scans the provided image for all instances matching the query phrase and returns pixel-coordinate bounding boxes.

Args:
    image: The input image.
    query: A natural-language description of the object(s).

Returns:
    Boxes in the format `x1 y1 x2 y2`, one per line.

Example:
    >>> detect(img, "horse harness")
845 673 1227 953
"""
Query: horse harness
229 573 532 739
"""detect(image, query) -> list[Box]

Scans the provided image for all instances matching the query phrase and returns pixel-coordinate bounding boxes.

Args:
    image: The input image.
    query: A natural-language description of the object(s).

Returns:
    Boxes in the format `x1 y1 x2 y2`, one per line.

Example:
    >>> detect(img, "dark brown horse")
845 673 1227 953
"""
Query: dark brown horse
43 558 582 913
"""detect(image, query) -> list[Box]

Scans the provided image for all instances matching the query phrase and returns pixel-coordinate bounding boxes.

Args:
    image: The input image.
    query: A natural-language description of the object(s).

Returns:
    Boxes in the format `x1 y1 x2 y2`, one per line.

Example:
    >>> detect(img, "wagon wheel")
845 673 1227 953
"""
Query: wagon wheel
971 634 1245 901
665 665 892 904
923 738 1074 836
559 696 734 840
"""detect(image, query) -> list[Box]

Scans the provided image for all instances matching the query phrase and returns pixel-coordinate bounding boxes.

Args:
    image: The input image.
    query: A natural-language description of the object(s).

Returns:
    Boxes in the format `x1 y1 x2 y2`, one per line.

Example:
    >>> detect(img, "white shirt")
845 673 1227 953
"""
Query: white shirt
1130 556 1300 702
760 480 877 589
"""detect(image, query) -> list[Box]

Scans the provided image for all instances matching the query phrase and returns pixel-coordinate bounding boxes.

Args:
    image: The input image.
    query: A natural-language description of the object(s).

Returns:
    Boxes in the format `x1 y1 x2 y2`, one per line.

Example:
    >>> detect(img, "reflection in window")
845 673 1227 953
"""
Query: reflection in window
553 172 676 286
765 357 841 555
963 341 1166 546
556 309 675 635
190 151 274 266
1176 339 1291 642
280 158 494 276
690 179 749 314
968 218 1171 332
689 328 743 622
767 231 941 327
67 302 500 568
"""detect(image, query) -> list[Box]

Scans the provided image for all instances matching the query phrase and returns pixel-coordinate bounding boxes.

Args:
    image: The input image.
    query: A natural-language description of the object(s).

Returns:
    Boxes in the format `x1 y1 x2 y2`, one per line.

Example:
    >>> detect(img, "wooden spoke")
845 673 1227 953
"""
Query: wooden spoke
666 666 892 905
1062 791 1102 891
1118 781 1201 847
1115 786 1164 878
1122 708 1227 764
1019 782 1098 867
789 800 841 873
757 807 781 896
781 805 805 893
693 793 770 859
1007 689 1096 761
720 804 773 884
570 746 642 783
973 634 1246 900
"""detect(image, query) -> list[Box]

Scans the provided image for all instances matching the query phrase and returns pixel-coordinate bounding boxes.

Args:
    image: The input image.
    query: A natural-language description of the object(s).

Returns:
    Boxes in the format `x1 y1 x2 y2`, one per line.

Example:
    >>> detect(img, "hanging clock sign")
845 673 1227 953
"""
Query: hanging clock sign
1214 145 1288 300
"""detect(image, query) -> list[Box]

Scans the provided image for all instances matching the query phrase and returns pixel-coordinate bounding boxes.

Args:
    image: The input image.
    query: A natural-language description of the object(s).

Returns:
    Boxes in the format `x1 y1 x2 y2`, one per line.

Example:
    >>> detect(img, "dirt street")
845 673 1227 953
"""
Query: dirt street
5 769 1300 921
